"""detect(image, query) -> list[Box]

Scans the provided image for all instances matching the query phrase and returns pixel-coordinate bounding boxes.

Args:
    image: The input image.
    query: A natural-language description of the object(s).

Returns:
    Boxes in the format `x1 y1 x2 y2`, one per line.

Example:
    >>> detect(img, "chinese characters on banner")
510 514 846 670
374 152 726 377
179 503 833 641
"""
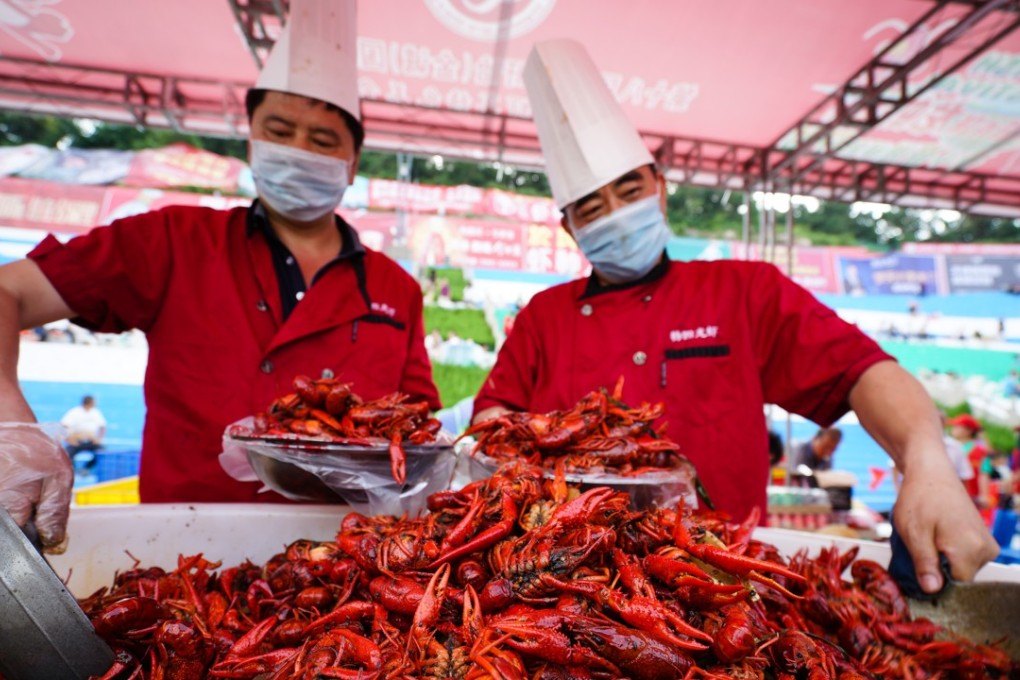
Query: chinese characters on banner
903 242 1020 293
5 174 1020 290
366 179 561 226
837 254 939 296
408 214 583 276
731 243 869 294
0 177 104 234
123 145 248 193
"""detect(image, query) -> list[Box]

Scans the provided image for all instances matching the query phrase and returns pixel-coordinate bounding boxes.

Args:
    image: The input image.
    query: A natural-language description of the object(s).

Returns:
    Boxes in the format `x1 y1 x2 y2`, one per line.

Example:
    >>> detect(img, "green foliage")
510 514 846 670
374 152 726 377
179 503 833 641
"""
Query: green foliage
796 201 884 245
2 111 1018 244
423 306 495 349
363 151 552 196
665 185 743 237
424 267 468 302
982 422 1016 454
927 214 1020 244
789 225 858 247
941 402 972 418
70 124 243 156
0 113 248 158
357 151 398 179
432 362 488 411
0 113 77 147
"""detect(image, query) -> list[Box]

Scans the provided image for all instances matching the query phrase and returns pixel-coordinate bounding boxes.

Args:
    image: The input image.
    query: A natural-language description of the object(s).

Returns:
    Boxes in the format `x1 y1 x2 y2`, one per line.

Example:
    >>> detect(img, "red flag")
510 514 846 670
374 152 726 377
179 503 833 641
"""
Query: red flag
868 466 888 491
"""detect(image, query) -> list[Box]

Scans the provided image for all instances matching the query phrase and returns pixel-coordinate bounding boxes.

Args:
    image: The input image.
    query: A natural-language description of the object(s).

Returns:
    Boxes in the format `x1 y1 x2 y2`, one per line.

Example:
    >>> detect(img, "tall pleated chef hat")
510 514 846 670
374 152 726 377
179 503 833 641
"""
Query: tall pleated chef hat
524 39 654 209
255 0 360 122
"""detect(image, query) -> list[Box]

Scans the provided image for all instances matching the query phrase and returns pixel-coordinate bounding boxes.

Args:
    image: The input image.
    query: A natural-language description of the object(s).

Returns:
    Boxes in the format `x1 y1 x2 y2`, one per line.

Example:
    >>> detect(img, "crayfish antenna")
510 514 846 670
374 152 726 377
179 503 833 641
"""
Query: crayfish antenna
611 375 625 401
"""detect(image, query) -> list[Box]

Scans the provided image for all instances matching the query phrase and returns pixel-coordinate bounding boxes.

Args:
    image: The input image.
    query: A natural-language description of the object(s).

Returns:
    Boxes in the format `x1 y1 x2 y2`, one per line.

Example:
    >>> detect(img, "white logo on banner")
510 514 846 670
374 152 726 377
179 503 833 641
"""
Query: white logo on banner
424 0 556 42
0 0 74 62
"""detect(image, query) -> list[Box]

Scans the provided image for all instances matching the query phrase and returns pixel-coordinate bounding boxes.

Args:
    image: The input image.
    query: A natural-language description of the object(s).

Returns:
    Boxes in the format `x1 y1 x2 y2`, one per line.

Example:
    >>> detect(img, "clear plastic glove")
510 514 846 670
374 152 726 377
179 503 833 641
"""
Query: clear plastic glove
0 422 74 553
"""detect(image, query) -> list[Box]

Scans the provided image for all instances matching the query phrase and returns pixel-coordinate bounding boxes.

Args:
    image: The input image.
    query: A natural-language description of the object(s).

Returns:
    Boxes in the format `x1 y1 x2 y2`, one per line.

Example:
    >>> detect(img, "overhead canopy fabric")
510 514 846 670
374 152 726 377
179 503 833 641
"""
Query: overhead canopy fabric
0 0 1018 215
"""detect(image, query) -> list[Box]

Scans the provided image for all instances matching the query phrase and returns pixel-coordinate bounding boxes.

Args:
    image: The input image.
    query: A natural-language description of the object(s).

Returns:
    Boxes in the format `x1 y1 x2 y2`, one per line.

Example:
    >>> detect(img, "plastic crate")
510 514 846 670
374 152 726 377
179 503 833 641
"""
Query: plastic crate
93 449 141 482
73 477 139 505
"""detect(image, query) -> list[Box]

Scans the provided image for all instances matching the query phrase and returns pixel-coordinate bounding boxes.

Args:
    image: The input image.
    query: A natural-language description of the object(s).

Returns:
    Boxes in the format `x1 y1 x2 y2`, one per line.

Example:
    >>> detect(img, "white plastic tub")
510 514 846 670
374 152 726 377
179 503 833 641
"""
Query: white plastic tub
755 527 1020 584
48 504 348 597
47 505 1020 599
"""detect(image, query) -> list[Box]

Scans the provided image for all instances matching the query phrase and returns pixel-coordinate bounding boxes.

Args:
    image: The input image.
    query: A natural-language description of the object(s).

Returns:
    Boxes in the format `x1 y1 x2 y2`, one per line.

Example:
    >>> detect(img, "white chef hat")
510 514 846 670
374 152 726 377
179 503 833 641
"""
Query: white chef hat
524 39 653 209
255 0 360 122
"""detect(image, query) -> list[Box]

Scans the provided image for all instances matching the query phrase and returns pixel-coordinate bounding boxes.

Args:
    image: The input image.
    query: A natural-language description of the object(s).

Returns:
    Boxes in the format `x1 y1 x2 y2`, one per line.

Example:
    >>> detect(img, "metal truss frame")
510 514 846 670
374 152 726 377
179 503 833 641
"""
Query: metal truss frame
764 0 1020 214
0 55 250 137
227 0 287 68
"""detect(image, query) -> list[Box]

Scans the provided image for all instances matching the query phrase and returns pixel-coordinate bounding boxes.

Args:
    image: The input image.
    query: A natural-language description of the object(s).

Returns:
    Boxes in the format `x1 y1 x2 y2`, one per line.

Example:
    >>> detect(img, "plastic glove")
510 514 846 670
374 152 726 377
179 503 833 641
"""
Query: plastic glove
0 422 74 553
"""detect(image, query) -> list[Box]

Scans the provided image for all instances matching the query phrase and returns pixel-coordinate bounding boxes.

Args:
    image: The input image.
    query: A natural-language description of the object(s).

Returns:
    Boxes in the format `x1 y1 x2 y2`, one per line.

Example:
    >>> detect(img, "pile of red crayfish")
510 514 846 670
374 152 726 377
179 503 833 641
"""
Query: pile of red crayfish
80 462 1015 679
464 381 688 476
236 375 442 484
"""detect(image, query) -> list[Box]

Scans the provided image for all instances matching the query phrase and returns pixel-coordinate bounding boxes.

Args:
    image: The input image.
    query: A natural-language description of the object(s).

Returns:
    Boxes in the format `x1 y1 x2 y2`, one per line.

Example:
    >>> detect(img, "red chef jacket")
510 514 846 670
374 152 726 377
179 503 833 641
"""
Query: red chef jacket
29 204 440 503
474 258 893 522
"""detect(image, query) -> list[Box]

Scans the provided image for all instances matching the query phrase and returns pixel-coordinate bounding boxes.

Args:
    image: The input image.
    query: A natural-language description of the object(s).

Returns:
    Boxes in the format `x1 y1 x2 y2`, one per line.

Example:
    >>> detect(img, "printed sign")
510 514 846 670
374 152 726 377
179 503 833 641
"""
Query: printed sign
945 255 1020 293
838 254 939 296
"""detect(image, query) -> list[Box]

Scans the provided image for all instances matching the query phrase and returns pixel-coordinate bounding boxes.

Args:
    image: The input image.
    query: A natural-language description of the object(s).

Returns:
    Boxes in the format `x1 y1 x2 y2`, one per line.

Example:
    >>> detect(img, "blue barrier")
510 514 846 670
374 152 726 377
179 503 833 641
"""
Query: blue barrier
93 448 141 482
991 509 1020 565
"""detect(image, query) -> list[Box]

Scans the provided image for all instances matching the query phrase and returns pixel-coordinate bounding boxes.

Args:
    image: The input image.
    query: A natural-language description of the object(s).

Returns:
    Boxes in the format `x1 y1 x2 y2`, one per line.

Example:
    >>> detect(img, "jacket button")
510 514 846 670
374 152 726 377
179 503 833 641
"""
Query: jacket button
633 351 647 366
256 300 268 312
580 304 593 317
643 295 652 303
260 360 273 374
321 368 335 379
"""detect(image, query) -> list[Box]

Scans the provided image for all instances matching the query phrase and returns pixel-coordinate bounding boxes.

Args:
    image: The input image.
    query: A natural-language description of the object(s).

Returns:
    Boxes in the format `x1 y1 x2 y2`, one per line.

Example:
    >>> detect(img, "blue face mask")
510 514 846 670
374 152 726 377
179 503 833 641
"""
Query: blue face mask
250 139 350 222
570 194 671 283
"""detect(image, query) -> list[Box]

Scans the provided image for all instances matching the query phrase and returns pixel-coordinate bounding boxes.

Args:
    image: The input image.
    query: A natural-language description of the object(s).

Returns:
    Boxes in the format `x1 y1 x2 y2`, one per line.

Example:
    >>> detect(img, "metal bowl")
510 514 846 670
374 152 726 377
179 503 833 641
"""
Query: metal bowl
0 509 114 679
467 451 699 510
230 434 457 515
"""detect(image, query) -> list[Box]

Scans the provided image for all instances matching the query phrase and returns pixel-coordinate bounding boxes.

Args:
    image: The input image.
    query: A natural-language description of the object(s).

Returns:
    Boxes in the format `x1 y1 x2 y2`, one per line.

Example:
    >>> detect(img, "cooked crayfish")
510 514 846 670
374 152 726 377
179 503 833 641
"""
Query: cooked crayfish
240 375 442 485
78 461 1016 680
463 379 696 479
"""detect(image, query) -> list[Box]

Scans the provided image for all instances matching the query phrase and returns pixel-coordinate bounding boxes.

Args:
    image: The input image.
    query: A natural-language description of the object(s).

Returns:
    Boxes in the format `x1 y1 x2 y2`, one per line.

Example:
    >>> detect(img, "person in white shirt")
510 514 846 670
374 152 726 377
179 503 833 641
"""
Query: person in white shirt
942 432 976 483
60 395 106 467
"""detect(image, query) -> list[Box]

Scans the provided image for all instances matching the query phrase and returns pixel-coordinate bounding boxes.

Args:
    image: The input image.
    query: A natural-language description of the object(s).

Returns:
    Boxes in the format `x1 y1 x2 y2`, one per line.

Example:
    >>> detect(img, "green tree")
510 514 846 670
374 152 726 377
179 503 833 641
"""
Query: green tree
0 112 247 158
796 201 877 245
69 123 247 158
352 152 552 196
0 113 77 147
665 185 743 236
357 151 398 179
928 215 1020 243
1 111 1018 245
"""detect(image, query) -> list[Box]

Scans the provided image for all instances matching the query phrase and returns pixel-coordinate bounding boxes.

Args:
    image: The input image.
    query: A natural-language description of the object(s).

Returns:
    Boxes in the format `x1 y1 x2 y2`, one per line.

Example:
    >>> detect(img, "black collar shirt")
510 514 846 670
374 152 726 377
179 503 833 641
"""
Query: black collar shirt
246 200 366 321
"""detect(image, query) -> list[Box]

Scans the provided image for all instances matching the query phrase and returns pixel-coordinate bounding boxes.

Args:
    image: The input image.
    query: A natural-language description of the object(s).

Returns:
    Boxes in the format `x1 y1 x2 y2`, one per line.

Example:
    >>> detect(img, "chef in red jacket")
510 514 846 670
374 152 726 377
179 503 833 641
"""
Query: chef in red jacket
474 39 997 592
0 0 439 551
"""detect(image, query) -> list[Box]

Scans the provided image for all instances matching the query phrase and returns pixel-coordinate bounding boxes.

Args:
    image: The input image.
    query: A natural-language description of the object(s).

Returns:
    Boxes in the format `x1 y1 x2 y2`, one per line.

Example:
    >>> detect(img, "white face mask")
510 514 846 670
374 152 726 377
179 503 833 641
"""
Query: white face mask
250 139 350 222
569 193 671 283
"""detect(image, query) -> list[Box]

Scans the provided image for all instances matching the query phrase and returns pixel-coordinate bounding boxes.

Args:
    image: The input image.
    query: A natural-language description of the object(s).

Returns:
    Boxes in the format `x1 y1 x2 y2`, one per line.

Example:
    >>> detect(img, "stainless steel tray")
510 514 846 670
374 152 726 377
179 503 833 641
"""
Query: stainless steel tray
0 508 113 679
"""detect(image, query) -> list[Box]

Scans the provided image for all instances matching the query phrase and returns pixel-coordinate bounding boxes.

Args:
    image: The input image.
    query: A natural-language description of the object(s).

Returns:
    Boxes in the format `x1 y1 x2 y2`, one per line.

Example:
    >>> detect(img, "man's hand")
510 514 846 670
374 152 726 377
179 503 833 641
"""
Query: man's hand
894 461 999 592
848 362 1000 591
0 423 74 553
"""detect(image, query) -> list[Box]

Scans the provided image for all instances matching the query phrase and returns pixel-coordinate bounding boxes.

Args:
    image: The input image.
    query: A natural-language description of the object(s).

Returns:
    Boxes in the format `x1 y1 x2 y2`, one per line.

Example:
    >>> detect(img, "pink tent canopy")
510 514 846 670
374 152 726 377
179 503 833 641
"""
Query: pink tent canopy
0 0 1018 216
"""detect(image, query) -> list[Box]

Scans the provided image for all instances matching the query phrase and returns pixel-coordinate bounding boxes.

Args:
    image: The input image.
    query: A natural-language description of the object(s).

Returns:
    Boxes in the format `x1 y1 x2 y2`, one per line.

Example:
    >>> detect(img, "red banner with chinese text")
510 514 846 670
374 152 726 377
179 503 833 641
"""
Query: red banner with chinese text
123 144 247 193
0 177 105 235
